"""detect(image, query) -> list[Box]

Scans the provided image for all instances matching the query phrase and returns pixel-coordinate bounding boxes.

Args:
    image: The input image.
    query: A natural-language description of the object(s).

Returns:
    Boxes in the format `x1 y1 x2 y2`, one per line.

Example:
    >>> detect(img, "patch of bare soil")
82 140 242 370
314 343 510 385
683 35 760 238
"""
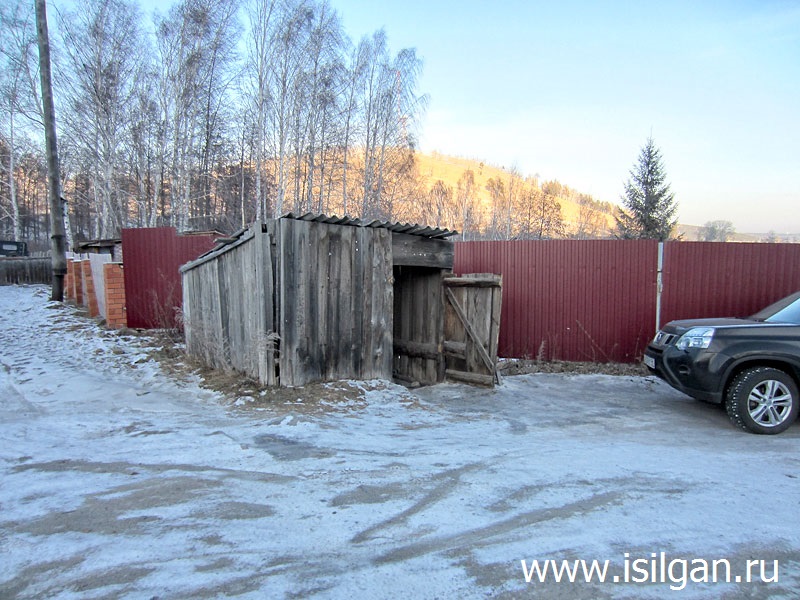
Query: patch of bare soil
196 366 380 414
140 334 385 413
498 358 649 377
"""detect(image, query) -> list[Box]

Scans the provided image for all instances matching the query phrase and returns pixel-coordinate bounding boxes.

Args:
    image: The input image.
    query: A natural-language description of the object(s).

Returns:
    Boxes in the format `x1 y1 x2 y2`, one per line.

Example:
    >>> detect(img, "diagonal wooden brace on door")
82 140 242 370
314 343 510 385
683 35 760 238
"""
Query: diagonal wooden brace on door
444 287 497 378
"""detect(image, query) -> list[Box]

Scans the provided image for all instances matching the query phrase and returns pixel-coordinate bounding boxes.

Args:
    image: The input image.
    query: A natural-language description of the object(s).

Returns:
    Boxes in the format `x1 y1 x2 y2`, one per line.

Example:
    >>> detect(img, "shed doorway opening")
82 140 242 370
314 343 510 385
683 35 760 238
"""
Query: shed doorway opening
392 266 445 386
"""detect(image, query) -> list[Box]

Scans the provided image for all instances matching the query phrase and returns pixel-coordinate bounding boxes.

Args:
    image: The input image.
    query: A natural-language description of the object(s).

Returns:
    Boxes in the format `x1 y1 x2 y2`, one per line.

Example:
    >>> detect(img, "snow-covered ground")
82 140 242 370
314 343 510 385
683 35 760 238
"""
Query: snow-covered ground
1 285 799 599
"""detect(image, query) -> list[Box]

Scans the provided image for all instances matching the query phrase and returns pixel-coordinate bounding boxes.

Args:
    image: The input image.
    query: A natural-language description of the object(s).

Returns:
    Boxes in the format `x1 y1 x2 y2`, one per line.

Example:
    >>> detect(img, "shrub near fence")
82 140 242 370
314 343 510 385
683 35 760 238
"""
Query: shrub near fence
0 257 51 286
454 240 800 364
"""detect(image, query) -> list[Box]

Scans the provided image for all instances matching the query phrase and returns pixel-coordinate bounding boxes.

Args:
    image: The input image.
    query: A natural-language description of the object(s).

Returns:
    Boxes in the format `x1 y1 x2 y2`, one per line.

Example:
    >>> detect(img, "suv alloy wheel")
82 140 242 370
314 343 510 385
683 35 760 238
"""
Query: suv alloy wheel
725 367 799 434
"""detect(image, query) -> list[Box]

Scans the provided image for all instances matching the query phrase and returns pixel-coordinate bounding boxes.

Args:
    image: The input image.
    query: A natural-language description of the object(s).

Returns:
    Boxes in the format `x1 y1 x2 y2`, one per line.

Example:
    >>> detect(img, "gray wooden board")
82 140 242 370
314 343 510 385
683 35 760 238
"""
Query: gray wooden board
443 274 502 385
182 224 277 385
183 257 223 370
278 219 392 386
392 233 454 269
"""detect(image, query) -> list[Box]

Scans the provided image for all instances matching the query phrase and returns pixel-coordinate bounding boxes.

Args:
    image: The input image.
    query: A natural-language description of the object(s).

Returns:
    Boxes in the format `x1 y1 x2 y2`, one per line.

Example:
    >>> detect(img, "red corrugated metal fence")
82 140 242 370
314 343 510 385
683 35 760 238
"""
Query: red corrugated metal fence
660 242 800 324
455 240 658 362
455 240 800 363
122 228 217 329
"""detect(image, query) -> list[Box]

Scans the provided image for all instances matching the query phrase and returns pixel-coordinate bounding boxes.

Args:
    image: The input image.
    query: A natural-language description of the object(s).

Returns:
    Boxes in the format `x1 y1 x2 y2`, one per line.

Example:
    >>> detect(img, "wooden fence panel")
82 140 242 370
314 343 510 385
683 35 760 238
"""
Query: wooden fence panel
0 257 51 285
219 228 276 384
182 226 277 385
183 254 224 371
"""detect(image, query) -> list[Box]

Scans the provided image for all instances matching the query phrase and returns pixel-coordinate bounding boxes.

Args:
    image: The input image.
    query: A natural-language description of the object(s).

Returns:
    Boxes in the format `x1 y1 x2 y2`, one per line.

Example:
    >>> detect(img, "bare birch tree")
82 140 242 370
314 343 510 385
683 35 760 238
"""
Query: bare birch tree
572 193 608 239
485 176 506 240
244 0 278 221
455 169 480 240
128 57 163 228
58 0 144 237
532 180 566 239
0 0 43 241
10 0 436 244
268 0 313 217
155 0 241 231
358 31 425 220
34 0 67 300
302 1 343 213
339 38 369 215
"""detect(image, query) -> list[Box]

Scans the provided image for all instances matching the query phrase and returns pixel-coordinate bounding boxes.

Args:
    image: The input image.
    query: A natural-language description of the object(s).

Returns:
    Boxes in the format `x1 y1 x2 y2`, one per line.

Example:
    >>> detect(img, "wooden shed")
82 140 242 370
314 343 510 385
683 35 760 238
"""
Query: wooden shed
180 213 501 387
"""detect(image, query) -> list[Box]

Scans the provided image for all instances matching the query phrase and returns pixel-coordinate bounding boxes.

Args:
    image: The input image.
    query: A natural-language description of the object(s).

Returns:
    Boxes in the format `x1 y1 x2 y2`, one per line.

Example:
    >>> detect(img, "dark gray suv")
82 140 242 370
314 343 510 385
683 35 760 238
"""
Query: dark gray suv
644 291 800 434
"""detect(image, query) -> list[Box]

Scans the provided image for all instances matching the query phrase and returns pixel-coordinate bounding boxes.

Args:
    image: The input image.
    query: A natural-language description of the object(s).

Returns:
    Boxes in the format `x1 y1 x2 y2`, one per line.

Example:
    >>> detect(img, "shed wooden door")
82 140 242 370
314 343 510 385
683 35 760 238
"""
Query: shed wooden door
442 274 502 386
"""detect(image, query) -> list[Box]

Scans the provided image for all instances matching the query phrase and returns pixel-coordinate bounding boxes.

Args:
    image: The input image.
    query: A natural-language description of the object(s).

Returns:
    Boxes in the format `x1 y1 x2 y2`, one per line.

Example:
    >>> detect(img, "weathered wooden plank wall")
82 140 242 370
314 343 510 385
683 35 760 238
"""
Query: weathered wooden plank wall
182 226 276 384
182 218 473 388
183 248 224 371
278 219 392 386
218 226 276 384
392 266 445 385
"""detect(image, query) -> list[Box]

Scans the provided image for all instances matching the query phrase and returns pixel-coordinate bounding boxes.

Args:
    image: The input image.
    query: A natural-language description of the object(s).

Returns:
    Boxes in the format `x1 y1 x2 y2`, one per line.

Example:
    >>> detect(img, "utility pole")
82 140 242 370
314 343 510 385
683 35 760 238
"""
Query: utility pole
35 0 68 301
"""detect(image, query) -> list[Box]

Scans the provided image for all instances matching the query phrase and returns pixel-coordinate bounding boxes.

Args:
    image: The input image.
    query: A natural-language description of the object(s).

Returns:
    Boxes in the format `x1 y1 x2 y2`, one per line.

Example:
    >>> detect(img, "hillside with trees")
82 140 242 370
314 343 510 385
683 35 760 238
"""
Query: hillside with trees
413 152 618 240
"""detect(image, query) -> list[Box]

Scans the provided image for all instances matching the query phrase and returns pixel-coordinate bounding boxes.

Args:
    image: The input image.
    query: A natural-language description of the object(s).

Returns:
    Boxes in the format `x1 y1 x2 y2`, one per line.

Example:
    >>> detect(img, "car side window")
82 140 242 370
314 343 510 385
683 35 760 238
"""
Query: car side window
765 298 800 325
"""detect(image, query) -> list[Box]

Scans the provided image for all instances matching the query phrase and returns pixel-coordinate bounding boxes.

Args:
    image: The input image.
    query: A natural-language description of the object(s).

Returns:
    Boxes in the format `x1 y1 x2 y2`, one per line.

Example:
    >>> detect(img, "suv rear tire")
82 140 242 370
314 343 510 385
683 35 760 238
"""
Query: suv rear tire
726 367 799 434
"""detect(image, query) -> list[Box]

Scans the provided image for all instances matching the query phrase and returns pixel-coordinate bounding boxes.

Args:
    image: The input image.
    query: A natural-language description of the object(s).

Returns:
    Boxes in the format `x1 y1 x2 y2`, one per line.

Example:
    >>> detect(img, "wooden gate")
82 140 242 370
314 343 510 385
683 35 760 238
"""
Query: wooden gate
442 274 502 386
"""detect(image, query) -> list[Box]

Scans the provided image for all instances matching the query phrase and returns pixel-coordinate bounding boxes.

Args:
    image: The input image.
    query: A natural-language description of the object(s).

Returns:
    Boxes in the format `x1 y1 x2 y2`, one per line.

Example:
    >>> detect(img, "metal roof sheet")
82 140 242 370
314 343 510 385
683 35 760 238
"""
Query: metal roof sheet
183 213 457 271
281 212 458 239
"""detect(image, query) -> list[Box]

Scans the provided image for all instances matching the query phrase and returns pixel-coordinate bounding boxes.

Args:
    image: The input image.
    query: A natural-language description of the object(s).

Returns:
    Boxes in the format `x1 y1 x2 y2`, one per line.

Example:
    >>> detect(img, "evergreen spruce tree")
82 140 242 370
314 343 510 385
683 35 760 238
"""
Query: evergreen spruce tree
615 137 678 240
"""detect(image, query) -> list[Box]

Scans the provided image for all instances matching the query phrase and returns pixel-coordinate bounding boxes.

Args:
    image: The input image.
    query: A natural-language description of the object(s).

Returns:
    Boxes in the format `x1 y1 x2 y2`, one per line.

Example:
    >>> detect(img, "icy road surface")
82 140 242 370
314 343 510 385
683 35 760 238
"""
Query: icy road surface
1 285 799 599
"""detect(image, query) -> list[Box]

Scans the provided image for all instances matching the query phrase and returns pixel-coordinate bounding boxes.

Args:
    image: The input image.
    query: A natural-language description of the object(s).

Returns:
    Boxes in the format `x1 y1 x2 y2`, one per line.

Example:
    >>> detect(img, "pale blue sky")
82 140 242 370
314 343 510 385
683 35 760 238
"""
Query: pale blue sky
336 0 800 233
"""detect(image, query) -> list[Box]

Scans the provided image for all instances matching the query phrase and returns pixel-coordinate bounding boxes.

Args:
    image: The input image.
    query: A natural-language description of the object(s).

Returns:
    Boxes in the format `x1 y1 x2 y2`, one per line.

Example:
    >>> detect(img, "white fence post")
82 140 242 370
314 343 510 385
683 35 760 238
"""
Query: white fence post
655 241 664 333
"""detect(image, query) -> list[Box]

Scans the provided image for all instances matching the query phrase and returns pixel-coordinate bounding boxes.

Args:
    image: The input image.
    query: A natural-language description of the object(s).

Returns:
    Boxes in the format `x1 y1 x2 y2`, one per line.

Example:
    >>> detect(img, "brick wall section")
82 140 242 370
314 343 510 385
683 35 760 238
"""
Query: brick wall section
65 260 74 301
81 260 99 317
73 260 84 306
104 263 127 328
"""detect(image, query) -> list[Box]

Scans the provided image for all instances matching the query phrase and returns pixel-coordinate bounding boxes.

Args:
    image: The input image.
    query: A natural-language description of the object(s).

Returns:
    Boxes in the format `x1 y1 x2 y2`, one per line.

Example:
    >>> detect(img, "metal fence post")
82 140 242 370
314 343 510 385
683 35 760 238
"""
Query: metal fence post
655 241 664 333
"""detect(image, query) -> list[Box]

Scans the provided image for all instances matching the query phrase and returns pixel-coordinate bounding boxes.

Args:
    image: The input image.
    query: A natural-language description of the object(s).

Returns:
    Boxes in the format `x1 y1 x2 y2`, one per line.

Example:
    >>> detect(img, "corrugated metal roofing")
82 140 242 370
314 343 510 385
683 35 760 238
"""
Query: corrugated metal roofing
281 212 458 239
184 213 457 269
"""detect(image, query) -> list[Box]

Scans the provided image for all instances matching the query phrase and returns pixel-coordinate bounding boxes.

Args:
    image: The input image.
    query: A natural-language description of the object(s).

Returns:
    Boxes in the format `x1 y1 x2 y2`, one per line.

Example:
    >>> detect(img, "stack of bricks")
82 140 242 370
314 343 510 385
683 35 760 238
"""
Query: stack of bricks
103 263 127 328
81 260 99 317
